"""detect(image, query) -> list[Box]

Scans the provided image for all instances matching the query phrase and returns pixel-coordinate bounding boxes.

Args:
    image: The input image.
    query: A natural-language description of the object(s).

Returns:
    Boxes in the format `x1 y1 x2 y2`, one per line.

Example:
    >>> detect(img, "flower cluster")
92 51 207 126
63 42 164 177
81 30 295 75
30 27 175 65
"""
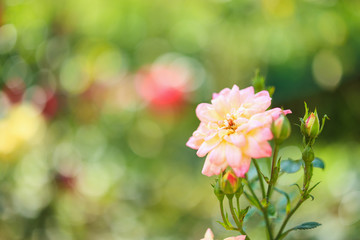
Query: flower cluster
186 85 290 177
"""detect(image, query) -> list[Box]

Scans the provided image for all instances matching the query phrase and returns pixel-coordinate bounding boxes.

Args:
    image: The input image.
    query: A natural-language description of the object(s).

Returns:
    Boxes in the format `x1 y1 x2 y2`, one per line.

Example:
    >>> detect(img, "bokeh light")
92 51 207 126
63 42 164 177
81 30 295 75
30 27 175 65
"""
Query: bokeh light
0 0 360 239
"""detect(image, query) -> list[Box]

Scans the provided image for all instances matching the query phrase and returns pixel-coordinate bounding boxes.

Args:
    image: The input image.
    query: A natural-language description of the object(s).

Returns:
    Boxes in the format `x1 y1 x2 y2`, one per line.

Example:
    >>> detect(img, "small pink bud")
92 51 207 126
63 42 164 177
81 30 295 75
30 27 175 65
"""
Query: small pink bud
271 114 291 144
304 112 320 138
220 170 240 195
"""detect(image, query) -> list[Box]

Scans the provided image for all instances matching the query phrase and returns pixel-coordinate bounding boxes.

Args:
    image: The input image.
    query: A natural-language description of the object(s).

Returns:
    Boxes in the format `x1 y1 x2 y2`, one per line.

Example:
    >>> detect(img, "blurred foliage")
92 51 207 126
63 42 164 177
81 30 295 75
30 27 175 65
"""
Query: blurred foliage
0 0 359 239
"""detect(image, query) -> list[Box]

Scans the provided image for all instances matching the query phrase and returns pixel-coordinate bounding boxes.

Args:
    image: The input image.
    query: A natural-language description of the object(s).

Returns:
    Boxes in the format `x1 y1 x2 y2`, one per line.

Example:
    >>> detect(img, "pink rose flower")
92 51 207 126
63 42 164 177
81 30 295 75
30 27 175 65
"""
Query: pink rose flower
187 85 291 177
201 228 246 240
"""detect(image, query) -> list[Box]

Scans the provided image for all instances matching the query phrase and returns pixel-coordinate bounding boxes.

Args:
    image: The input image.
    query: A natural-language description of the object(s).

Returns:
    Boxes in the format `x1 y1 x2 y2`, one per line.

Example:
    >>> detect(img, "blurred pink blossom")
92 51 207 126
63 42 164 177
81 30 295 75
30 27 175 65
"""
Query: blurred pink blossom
187 85 291 177
2 77 25 104
135 64 192 111
201 228 214 240
201 228 246 240
224 236 246 240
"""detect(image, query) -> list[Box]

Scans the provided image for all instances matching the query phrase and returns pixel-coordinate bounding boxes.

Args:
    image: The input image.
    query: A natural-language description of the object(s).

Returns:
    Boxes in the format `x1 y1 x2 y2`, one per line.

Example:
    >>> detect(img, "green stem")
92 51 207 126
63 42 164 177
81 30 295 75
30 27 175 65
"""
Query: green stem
253 159 266 199
267 144 279 202
303 163 313 191
220 200 228 227
245 176 273 240
275 199 304 240
219 198 240 231
228 196 249 239
276 161 312 240
236 196 241 216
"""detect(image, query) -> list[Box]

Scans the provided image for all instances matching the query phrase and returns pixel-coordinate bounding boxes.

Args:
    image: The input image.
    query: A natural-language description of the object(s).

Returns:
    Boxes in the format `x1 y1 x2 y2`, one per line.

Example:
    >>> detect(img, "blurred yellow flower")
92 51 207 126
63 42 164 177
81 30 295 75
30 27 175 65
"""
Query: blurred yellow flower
0 104 45 160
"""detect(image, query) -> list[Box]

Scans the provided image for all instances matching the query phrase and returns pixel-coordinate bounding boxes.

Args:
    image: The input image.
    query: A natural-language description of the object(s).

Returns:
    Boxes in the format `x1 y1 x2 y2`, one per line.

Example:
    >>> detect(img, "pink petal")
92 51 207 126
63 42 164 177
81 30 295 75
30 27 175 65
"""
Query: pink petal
232 157 251 178
265 108 292 120
283 109 292 115
211 95 231 118
186 136 203 149
252 90 271 112
205 142 226 165
224 236 246 240
218 87 231 97
253 128 273 142
229 85 242 109
239 86 254 103
224 134 246 148
245 137 272 158
201 158 214 177
202 228 214 240
196 103 221 122
225 143 243 168
202 156 227 176
250 112 273 126
245 119 265 132
202 144 228 176
197 135 221 157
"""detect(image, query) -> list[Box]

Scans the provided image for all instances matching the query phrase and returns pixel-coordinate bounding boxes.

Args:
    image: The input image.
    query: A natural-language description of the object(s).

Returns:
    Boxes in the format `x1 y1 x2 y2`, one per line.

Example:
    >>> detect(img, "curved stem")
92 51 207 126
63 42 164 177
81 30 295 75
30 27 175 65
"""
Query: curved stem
253 159 266 199
276 159 313 239
220 200 228 227
275 199 303 239
267 144 279 203
228 197 250 239
245 176 273 240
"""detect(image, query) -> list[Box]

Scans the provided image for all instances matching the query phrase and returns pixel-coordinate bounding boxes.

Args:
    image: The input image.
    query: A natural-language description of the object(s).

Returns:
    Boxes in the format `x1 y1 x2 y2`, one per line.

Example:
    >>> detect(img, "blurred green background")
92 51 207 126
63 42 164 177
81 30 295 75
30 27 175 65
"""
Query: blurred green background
0 0 359 239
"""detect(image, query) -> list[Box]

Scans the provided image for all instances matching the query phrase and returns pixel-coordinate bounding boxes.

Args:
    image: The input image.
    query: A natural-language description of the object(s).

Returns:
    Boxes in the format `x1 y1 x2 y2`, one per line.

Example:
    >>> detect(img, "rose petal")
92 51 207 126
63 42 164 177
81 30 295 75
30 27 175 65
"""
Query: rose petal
186 136 203 149
196 103 221 122
197 135 221 157
225 143 243 168
232 157 251 178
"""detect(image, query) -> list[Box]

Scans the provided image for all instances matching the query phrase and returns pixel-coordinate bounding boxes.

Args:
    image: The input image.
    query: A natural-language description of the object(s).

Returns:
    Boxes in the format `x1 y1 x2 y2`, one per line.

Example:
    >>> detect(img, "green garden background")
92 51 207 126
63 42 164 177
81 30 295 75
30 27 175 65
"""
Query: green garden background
0 0 359 239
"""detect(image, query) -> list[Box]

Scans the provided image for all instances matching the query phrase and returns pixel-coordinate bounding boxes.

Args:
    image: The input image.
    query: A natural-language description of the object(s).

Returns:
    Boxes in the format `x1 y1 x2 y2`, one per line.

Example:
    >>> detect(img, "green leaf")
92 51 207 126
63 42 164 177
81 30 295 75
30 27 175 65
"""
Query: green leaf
225 212 231 226
280 159 302 173
274 187 291 214
304 102 309 119
244 207 256 221
240 206 250 221
217 221 228 229
263 175 270 184
252 70 266 93
309 194 315 201
290 183 302 194
312 158 325 169
244 191 260 209
267 203 277 218
308 181 321 194
292 222 321 230
319 114 330 134
279 221 321 240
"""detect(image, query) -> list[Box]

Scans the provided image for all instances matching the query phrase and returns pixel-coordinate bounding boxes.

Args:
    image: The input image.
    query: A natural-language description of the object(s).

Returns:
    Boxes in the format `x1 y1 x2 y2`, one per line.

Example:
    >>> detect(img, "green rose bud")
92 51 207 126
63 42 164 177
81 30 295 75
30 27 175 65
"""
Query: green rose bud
300 103 325 143
302 145 315 164
271 114 291 144
305 111 320 139
213 180 224 201
220 170 240 195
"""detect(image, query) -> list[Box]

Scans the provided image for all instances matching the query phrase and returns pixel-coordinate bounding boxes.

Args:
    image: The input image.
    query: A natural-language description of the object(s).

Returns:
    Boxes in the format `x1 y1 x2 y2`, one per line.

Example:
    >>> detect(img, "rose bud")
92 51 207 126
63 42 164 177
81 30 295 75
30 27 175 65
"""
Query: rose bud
304 111 320 139
220 170 241 195
271 114 291 144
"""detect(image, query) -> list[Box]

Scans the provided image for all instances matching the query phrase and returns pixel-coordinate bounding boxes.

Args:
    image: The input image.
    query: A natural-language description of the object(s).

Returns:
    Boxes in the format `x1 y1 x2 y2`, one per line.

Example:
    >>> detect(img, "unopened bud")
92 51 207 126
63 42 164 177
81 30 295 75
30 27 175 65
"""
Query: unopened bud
220 170 240 195
302 146 315 164
304 112 320 138
271 114 291 144
213 180 224 201
300 103 321 141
